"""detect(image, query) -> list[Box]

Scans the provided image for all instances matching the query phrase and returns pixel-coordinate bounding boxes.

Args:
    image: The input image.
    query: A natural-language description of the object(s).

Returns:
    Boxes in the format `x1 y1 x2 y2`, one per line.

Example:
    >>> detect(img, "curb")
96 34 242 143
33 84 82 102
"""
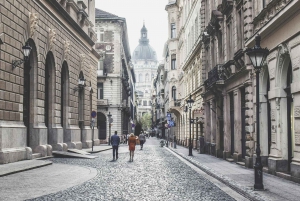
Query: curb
0 161 53 177
88 147 112 154
167 147 270 201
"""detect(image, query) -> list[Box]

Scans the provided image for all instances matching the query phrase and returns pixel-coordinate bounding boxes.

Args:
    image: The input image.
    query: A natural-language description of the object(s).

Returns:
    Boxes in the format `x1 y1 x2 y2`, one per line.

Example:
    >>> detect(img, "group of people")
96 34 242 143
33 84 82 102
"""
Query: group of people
110 131 147 162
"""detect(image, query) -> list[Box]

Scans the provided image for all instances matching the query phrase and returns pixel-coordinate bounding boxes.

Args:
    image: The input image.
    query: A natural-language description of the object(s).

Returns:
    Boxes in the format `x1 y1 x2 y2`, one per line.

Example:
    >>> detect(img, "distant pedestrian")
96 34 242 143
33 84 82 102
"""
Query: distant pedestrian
128 133 136 162
111 131 120 161
139 132 146 150
123 135 126 144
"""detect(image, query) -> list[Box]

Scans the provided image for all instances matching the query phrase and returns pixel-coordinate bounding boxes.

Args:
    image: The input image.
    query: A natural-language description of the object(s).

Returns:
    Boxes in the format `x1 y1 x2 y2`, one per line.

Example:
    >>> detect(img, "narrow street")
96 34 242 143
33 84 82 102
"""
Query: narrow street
0 138 245 201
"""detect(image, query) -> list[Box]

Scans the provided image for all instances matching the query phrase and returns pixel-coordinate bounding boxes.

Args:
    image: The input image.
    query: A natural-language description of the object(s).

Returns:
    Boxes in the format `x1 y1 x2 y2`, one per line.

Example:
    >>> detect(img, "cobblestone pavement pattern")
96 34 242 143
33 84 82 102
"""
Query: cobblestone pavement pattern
27 138 236 201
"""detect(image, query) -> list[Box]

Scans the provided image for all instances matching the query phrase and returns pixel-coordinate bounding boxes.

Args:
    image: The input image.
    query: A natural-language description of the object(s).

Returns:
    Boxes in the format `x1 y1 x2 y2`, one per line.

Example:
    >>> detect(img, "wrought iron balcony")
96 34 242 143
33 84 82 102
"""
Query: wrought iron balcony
205 64 226 88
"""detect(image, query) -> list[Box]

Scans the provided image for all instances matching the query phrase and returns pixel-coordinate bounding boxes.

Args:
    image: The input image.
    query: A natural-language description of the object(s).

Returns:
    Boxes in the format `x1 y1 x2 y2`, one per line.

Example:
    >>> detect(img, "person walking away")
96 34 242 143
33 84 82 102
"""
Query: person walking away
123 134 126 144
174 135 177 149
139 132 146 150
128 133 136 162
111 131 120 160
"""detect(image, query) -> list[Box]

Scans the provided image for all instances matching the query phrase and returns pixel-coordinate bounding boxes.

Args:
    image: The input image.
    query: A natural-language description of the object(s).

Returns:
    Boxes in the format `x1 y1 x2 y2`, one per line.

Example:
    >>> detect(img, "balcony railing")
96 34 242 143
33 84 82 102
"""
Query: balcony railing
97 99 108 106
205 64 226 88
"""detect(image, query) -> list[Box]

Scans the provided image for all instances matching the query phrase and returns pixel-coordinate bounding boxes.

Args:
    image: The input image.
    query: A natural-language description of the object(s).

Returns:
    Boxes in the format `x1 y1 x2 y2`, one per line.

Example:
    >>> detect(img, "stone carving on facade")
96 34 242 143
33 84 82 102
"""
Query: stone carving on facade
253 0 292 33
294 106 300 118
275 98 281 110
63 40 70 61
276 43 289 75
59 0 67 7
80 54 87 71
29 12 38 38
48 28 56 51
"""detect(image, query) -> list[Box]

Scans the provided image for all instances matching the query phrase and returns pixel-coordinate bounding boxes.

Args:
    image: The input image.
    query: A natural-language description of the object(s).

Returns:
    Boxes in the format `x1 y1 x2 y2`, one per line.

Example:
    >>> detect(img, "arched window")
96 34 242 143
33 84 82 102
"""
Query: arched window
139 73 143 82
172 86 176 100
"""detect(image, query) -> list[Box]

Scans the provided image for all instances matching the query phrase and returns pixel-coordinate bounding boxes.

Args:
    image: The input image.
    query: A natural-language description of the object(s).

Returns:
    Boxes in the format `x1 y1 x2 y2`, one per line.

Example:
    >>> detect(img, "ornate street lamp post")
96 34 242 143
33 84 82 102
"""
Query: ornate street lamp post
108 112 112 145
186 94 194 156
245 35 269 190
12 41 32 68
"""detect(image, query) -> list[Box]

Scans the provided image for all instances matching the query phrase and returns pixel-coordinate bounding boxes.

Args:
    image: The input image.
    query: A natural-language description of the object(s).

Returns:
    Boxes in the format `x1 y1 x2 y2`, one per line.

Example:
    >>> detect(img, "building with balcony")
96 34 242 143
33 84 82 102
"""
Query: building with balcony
0 0 99 164
94 9 133 142
245 0 300 181
132 24 158 120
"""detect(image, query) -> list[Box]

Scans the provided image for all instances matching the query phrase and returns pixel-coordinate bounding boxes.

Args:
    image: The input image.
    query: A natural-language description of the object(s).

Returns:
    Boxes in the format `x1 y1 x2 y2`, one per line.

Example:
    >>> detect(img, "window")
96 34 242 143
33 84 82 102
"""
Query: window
171 23 176 38
98 60 104 70
237 10 243 49
97 83 103 99
139 74 143 82
171 54 176 70
227 22 232 59
142 33 146 38
263 0 266 8
195 17 198 39
172 86 176 100
143 101 147 106
145 74 149 82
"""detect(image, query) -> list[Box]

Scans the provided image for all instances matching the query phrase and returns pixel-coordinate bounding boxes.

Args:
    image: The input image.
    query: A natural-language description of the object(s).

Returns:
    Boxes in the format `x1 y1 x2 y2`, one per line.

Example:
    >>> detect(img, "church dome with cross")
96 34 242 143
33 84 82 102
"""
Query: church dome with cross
132 24 157 61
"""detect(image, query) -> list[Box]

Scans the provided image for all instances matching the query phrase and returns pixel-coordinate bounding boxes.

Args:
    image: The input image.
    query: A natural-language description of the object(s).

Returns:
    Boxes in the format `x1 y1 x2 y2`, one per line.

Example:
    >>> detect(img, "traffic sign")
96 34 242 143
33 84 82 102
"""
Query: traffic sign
91 111 97 118
109 118 113 123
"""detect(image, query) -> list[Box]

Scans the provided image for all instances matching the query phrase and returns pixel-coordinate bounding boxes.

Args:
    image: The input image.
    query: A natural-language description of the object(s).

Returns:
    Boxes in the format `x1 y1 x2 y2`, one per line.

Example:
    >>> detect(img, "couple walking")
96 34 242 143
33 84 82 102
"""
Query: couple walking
128 132 146 161
110 131 146 162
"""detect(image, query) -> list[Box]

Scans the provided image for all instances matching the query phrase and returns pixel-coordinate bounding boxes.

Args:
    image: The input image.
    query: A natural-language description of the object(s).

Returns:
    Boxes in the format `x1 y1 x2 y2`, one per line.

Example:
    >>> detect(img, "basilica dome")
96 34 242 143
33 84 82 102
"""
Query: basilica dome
132 24 157 61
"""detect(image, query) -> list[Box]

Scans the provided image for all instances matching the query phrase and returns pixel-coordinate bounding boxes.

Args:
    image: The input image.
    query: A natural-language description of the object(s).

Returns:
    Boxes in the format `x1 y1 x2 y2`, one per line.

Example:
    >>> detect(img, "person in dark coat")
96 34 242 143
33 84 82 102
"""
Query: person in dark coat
111 131 120 160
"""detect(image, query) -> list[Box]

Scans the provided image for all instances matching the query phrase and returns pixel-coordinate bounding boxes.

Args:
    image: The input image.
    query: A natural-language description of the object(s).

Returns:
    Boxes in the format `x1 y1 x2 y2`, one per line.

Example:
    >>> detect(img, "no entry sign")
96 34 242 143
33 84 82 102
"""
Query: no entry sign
91 111 97 118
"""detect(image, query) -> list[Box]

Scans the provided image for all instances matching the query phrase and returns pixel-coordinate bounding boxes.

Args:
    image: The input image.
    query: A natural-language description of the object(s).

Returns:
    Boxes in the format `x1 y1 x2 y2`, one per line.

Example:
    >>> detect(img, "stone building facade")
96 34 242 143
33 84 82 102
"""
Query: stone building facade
163 0 204 149
154 0 300 183
246 0 300 182
132 24 158 119
94 9 134 141
0 0 99 164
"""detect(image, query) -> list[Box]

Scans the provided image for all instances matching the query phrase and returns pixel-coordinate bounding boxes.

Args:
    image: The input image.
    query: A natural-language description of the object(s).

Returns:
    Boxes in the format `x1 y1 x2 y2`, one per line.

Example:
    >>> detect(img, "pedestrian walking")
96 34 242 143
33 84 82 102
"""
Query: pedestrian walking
123 134 126 144
128 133 136 162
111 131 120 161
139 132 146 150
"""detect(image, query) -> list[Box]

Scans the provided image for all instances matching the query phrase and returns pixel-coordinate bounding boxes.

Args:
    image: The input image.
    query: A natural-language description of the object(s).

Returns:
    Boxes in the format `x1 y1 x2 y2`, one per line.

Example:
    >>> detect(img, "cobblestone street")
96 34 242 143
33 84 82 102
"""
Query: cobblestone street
0 138 245 201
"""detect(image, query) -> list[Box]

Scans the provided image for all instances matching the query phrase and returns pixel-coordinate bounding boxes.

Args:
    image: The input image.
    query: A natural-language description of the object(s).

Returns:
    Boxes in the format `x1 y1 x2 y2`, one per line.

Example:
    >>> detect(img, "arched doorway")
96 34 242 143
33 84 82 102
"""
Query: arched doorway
61 62 69 136
23 39 37 147
45 52 55 144
285 62 294 172
97 112 107 140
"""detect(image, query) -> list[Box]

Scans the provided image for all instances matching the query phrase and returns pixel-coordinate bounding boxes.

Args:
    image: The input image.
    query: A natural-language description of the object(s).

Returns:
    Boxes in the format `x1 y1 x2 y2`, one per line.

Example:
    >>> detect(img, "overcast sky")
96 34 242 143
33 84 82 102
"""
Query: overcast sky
95 0 169 61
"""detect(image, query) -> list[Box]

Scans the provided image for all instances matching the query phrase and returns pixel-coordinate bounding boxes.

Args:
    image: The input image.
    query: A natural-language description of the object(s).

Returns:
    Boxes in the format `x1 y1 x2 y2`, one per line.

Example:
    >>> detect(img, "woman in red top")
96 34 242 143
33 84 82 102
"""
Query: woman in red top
128 133 136 162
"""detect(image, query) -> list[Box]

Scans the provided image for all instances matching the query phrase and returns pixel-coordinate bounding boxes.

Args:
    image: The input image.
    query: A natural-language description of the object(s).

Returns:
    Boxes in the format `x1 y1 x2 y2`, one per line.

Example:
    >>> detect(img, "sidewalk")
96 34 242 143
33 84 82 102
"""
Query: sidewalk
168 145 300 201
0 159 52 177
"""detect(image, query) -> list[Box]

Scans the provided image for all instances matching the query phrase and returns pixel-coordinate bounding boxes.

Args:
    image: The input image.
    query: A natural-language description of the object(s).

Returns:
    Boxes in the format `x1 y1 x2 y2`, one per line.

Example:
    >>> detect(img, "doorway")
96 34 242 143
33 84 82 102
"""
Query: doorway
229 92 234 156
285 62 294 172
97 112 107 140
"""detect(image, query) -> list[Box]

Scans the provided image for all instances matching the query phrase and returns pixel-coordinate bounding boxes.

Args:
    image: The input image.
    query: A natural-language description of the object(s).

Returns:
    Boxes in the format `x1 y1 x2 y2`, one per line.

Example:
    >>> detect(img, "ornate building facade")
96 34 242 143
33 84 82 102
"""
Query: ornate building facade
132 24 158 119
0 0 99 164
94 9 135 141
153 0 300 183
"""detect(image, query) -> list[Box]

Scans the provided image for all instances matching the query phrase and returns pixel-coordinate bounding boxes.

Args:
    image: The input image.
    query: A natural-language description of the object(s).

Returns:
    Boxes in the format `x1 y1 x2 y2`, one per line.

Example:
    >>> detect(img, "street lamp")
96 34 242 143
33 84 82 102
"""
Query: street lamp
107 112 112 145
186 94 194 156
12 41 32 69
245 34 269 190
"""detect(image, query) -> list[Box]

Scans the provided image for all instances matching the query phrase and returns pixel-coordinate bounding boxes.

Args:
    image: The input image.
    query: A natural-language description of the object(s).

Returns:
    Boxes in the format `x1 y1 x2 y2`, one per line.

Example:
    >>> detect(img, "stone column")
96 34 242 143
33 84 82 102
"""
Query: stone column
233 89 242 162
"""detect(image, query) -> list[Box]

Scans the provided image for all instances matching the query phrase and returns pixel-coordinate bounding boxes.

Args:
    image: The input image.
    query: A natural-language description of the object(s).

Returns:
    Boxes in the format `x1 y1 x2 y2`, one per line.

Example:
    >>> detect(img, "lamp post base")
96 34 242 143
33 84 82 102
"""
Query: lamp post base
188 145 193 156
254 161 264 190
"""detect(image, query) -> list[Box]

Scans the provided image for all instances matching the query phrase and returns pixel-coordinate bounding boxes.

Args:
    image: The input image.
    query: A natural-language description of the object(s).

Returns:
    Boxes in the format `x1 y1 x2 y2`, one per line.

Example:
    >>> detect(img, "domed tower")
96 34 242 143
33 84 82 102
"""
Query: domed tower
132 23 158 119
